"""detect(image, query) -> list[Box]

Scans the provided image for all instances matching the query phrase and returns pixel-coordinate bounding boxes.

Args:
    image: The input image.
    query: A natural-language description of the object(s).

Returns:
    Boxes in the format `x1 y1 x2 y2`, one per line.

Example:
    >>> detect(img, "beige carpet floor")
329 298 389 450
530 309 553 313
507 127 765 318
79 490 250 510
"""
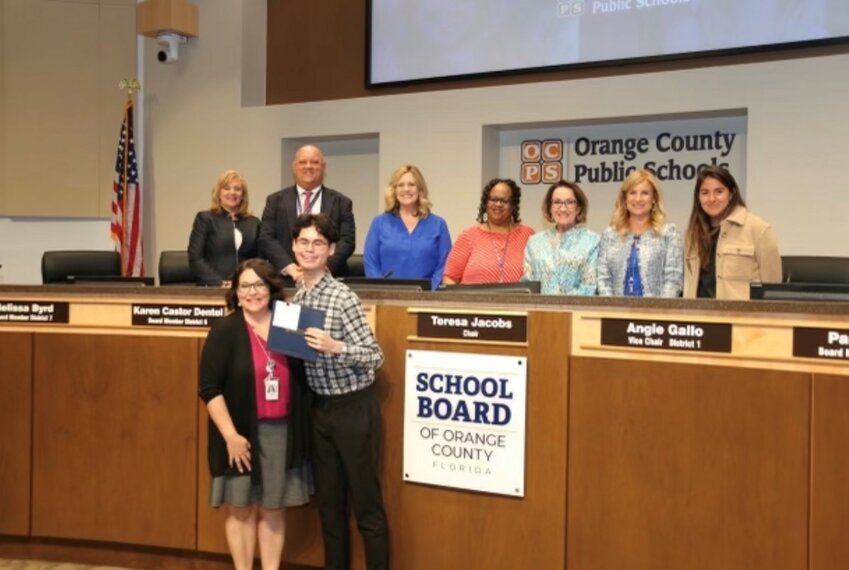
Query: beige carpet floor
0 561 130 570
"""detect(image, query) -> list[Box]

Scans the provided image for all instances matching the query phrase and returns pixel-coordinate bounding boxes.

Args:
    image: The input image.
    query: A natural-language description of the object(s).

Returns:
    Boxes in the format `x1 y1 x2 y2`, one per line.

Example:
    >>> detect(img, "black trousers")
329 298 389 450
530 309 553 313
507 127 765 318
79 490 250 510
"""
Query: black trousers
312 385 389 570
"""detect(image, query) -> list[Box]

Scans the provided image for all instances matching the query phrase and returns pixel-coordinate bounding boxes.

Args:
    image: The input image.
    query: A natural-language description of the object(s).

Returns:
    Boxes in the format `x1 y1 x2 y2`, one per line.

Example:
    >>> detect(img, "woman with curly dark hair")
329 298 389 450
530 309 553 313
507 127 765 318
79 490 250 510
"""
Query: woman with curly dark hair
442 178 535 284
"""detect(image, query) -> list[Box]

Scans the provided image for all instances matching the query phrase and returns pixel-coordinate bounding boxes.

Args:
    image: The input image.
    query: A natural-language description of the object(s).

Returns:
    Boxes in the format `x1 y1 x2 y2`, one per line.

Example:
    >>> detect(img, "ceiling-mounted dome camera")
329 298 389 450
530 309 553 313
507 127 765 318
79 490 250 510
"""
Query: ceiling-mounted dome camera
156 32 186 64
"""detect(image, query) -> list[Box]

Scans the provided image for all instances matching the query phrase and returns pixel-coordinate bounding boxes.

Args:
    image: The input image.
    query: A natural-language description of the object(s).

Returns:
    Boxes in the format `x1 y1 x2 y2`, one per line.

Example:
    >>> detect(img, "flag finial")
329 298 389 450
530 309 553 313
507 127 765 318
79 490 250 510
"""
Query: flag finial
118 78 141 99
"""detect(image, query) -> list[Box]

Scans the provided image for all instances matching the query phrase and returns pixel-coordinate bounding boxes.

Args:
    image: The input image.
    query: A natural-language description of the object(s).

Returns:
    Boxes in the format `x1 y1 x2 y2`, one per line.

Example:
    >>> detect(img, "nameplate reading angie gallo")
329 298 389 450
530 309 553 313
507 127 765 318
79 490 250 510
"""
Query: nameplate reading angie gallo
132 303 225 328
0 300 70 324
793 327 849 360
417 312 527 343
601 318 731 353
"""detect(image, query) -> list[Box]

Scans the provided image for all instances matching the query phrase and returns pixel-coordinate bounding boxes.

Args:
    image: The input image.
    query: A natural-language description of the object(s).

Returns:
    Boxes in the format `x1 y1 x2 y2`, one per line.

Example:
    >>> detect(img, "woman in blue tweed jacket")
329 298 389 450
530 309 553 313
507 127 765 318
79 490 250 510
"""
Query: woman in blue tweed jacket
597 169 683 297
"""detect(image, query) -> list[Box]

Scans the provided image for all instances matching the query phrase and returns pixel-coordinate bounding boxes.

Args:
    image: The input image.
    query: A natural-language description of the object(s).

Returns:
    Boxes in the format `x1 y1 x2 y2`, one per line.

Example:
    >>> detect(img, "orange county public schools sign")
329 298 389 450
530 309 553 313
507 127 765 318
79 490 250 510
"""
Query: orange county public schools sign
403 350 527 496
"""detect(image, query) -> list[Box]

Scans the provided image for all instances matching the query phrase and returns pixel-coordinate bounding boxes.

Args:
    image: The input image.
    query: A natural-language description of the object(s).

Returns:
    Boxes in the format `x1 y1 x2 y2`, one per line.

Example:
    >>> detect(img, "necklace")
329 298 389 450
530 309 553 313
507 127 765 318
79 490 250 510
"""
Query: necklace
247 323 276 377
487 222 512 282
247 323 280 401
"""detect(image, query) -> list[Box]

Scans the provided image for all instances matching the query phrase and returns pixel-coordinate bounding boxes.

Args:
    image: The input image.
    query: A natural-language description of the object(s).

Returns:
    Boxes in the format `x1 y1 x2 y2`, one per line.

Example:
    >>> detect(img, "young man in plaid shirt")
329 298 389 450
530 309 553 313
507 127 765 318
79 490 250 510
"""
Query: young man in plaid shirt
294 213 389 570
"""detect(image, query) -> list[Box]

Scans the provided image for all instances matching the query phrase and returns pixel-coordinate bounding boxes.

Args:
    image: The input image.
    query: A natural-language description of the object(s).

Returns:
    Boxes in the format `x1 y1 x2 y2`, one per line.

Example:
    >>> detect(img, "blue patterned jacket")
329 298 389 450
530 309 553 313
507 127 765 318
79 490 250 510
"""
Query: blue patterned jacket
597 223 683 297
523 227 600 295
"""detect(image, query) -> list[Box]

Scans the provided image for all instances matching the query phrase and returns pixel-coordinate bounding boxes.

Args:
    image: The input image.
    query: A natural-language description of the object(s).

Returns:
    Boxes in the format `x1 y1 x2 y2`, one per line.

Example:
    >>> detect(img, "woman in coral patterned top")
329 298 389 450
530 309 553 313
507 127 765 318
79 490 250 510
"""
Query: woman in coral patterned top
442 178 535 285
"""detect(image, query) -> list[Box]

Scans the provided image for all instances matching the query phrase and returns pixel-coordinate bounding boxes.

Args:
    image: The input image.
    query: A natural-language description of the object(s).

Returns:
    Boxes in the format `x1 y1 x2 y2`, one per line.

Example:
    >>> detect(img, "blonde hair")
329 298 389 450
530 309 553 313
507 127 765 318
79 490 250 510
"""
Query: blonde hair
383 165 432 217
610 169 666 235
209 170 250 217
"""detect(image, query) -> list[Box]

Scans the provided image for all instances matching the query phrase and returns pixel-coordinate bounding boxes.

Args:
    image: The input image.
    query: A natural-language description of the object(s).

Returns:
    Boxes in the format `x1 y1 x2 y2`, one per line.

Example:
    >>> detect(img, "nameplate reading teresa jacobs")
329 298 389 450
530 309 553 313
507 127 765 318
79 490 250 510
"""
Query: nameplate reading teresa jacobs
601 318 731 353
132 303 225 328
417 312 527 343
0 300 70 324
793 327 849 361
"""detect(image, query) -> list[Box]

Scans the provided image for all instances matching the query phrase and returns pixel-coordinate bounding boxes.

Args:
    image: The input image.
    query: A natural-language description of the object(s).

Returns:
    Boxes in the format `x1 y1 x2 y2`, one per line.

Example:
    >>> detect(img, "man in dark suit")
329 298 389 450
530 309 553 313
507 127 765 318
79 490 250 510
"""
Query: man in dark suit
259 145 355 282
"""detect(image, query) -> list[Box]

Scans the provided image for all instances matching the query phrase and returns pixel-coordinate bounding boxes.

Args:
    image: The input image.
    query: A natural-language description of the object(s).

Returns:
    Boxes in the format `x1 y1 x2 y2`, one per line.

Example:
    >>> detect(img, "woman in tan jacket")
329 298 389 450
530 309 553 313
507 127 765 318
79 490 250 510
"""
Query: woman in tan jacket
684 166 781 300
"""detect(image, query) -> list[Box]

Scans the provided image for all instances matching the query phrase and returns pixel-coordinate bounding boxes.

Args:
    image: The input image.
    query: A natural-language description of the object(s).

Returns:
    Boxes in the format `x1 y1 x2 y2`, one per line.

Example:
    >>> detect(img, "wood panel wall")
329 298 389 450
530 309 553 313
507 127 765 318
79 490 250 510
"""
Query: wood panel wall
0 332 33 535
811 373 849 570
567 357 810 570
30 334 199 548
2 301 848 570
374 306 571 569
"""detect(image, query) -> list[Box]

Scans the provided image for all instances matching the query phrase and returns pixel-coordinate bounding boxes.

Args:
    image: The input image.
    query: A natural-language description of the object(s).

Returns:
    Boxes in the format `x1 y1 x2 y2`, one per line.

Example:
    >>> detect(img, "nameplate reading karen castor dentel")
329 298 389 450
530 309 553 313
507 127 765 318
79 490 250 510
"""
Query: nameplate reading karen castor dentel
417 312 527 343
601 318 731 353
132 303 225 328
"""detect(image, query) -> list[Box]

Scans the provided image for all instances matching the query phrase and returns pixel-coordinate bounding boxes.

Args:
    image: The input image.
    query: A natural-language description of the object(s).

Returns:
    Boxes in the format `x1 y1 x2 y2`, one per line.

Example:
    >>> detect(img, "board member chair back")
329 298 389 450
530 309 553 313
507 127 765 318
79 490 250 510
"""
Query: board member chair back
347 253 365 278
781 256 849 284
158 250 194 285
41 250 122 284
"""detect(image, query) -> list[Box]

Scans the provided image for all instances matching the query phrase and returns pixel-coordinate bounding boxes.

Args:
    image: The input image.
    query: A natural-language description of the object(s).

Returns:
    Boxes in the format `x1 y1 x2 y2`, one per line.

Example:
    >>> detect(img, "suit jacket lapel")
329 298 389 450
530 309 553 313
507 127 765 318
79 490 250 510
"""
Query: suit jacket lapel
320 187 333 215
284 187 298 232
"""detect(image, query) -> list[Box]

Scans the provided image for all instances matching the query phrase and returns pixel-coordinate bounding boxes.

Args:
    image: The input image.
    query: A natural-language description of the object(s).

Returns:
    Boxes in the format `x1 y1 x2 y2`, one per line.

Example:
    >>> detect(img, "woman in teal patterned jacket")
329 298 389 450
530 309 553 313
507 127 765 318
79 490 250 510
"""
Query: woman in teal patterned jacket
523 180 600 295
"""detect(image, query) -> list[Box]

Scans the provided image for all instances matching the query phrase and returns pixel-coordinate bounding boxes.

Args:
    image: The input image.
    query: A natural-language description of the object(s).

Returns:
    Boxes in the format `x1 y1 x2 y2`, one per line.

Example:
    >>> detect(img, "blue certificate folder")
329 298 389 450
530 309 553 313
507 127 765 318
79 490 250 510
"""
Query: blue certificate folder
267 301 326 362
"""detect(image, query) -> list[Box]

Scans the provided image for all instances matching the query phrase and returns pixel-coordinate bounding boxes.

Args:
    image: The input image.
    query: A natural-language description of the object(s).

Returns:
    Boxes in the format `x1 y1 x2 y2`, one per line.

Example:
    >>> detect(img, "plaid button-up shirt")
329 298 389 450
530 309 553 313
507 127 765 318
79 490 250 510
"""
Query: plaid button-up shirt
293 272 383 395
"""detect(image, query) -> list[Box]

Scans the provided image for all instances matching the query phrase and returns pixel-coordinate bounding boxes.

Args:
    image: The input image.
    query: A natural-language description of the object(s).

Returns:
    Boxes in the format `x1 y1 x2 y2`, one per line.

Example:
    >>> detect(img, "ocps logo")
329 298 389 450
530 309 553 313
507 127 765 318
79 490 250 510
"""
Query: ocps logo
521 139 563 184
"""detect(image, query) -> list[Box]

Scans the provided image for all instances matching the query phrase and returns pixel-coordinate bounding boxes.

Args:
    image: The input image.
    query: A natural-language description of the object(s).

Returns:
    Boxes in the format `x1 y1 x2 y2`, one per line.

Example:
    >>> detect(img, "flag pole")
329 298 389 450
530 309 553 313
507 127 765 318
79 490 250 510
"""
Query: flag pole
116 79 141 276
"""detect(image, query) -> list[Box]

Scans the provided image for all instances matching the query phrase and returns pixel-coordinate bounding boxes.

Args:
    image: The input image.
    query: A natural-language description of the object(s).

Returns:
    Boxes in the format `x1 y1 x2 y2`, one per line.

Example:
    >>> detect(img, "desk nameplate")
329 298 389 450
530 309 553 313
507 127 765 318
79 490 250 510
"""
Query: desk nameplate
414 310 527 343
131 303 226 328
0 300 70 324
793 327 849 361
601 317 732 353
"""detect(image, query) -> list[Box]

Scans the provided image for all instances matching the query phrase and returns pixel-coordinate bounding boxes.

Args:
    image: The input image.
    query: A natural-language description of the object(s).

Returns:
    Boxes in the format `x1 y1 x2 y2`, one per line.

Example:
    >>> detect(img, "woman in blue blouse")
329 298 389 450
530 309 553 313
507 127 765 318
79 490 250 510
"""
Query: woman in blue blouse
364 165 451 290
524 180 599 295
597 169 683 297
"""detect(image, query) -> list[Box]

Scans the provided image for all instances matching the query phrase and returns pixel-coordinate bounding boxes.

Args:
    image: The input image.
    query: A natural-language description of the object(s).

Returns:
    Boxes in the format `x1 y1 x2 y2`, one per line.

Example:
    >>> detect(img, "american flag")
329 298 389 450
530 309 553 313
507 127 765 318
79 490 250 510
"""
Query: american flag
110 99 144 276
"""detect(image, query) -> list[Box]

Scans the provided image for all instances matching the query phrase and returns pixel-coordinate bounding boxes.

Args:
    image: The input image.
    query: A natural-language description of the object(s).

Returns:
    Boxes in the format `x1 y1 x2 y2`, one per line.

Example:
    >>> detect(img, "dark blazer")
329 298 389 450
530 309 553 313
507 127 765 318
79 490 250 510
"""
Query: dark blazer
199 310 312 484
188 210 260 285
258 185 355 276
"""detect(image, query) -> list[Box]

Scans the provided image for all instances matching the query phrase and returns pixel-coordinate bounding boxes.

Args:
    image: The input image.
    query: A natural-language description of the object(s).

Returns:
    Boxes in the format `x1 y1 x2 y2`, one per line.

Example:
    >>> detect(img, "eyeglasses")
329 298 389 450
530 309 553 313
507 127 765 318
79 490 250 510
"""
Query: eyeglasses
295 238 330 250
487 198 511 206
238 281 268 293
552 199 578 209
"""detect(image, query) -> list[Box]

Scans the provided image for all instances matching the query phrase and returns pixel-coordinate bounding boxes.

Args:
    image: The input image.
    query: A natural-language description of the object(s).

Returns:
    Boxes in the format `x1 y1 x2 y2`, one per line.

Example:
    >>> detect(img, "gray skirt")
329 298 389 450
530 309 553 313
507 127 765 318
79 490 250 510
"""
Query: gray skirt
210 419 312 509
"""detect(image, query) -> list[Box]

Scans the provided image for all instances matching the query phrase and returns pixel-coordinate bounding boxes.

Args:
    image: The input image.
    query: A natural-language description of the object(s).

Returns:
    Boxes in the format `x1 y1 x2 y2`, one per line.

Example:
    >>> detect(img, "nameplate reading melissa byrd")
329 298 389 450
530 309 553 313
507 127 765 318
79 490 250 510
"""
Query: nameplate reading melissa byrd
0 300 70 324
417 312 527 343
132 303 226 328
793 327 849 361
601 318 731 353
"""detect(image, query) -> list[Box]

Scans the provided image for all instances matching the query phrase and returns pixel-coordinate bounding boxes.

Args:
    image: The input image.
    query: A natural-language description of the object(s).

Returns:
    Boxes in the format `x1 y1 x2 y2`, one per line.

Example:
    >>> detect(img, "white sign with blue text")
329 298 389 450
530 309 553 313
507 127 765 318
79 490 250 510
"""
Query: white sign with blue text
403 350 527 496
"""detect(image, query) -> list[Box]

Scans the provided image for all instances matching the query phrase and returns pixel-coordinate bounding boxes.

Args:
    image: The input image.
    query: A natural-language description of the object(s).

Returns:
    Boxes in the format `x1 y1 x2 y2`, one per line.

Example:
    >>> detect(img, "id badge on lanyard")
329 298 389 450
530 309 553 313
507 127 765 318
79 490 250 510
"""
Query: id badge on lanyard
264 360 279 401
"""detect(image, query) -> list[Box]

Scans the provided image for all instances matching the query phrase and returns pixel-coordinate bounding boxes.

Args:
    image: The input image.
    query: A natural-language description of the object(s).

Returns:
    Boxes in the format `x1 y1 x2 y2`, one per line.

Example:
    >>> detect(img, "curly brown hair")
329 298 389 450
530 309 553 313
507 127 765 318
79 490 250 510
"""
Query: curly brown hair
476 178 522 224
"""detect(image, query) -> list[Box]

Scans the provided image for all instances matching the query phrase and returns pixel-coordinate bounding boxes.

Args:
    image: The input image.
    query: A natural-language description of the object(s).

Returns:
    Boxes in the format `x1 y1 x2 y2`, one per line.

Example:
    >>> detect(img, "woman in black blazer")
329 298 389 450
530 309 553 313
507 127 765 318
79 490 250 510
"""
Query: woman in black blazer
189 170 261 285
199 259 312 569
